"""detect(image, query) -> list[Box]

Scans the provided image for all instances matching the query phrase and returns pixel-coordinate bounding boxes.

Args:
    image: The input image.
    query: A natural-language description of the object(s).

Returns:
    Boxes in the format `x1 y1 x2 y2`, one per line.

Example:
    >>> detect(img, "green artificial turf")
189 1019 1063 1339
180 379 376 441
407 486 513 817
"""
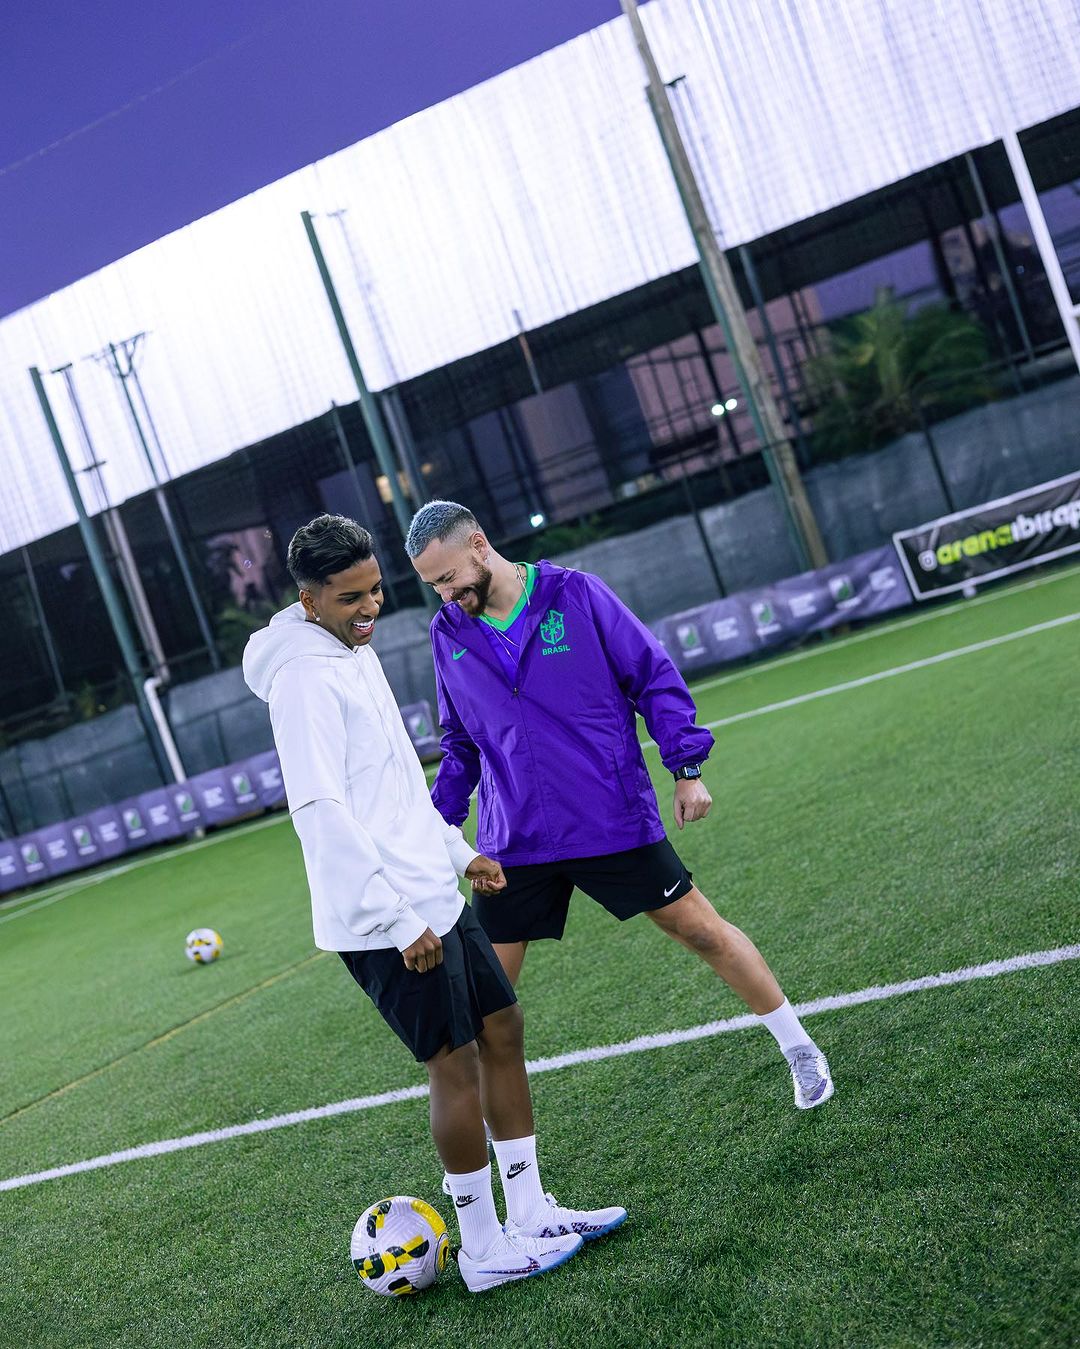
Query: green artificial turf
1 564 1077 1348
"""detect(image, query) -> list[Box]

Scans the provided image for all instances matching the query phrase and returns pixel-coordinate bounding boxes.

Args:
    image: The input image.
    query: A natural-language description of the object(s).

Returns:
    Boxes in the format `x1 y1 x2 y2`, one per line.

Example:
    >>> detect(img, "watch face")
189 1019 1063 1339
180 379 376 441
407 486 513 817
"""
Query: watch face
678 765 702 779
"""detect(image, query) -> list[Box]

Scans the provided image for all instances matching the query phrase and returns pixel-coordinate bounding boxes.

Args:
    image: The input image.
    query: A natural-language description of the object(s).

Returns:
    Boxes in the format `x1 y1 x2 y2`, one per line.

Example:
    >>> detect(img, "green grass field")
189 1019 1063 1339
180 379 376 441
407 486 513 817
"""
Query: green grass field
2 565 1078 1348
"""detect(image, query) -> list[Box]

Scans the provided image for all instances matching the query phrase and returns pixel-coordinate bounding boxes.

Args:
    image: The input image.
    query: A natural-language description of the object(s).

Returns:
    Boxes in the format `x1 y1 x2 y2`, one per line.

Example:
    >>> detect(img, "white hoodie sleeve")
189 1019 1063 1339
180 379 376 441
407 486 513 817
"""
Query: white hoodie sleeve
440 819 479 877
269 664 426 952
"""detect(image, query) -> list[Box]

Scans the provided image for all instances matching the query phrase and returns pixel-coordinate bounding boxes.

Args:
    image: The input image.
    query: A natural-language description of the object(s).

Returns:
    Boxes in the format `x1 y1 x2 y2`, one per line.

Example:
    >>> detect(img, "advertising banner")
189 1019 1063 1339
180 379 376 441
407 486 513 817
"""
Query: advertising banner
117 797 154 851
0 751 284 898
37 821 87 877
893 470 1080 599
136 788 190 845
171 784 204 830
653 546 911 676
226 767 259 811
0 839 29 894
188 768 238 828
245 750 287 809
87 806 129 861
653 597 755 674
17 835 50 883
764 548 908 638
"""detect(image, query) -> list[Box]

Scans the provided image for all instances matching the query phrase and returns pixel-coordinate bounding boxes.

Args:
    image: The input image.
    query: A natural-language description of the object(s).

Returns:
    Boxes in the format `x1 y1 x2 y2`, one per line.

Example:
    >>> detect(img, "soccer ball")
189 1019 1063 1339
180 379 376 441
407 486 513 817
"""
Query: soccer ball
351 1196 450 1296
185 928 223 964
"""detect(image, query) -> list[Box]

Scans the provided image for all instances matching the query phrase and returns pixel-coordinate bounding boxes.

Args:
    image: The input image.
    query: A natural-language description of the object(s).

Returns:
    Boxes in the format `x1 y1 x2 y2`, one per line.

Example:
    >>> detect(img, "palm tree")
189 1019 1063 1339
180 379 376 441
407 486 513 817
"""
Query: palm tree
806 289 996 460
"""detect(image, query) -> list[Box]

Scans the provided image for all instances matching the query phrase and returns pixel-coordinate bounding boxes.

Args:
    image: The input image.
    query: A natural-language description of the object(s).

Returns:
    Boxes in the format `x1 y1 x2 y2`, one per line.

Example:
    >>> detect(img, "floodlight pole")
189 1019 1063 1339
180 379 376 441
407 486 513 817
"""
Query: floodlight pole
31 368 145 685
618 0 827 572
28 366 178 780
326 209 431 514
301 210 414 545
103 338 221 669
54 361 171 679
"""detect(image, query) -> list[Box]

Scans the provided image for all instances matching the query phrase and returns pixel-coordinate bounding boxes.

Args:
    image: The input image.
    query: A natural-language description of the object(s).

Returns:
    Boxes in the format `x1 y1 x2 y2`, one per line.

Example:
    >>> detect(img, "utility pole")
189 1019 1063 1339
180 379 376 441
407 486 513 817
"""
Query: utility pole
326 209 430 513
96 336 221 669
301 210 415 545
29 366 173 780
53 362 170 679
618 0 827 572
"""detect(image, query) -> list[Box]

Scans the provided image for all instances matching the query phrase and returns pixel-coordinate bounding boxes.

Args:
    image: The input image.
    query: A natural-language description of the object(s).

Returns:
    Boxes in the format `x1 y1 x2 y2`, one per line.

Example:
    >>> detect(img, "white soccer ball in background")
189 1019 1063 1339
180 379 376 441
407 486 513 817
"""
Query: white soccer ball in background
351 1196 450 1296
185 928 223 964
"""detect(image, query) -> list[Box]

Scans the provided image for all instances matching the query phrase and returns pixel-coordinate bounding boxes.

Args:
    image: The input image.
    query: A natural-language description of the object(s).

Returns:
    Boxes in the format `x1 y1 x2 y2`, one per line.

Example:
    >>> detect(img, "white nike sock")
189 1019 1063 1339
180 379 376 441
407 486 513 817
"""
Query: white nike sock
444 1163 503 1257
758 998 818 1055
490 1134 547 1227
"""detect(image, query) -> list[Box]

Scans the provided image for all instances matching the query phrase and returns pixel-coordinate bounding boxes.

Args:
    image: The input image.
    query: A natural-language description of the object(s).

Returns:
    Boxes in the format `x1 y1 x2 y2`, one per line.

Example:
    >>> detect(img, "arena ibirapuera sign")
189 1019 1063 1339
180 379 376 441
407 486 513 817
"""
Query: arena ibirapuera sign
893 470 1080 599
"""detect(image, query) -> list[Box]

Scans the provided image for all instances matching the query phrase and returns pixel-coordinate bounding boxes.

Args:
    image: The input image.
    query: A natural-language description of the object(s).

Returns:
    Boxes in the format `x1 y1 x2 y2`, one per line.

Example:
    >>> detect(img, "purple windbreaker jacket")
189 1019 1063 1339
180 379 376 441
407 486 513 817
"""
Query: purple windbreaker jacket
429 561 715 866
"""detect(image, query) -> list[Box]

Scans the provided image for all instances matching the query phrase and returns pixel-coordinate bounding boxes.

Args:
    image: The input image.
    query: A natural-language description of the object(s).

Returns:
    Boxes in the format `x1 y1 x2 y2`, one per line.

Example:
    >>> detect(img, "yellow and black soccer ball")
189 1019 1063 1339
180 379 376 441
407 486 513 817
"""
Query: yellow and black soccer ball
351 1196 450 1296
184 928 222 964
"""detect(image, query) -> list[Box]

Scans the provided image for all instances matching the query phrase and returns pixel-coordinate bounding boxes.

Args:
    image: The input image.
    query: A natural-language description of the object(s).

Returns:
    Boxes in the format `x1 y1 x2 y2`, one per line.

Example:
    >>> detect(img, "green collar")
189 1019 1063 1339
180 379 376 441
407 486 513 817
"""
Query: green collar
479 563 536 631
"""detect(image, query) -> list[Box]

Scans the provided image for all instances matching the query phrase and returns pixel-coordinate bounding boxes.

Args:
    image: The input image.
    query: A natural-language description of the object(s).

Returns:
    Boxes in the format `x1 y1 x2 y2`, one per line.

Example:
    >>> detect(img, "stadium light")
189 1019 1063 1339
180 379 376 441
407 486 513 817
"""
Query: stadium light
725 397 738 411
529 512 546 529
710 403 725 417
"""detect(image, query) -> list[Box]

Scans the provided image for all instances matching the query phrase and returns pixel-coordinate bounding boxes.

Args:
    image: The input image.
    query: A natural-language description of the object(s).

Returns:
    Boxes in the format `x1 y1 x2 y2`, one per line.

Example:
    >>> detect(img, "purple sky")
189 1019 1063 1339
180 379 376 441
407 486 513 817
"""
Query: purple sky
0 0 623 318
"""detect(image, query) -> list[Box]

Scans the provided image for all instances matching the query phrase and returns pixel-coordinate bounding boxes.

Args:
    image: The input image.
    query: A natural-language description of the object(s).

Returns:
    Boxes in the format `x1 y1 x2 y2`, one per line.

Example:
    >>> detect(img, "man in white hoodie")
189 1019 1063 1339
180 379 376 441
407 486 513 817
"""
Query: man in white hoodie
243 514 625 1293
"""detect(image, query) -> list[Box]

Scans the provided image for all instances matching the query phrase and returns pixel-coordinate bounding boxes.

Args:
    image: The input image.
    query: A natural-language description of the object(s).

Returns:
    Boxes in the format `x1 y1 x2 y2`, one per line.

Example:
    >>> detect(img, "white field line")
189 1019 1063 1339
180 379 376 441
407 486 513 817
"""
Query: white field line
644 611 1079 747
2 941 1077 1195
685 558 1080 701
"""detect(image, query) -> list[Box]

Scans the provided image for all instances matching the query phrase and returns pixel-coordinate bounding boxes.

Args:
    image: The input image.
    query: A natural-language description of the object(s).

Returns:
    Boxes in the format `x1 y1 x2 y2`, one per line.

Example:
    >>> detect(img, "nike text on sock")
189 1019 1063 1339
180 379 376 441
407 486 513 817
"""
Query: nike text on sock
444 1162 503 1257
758 997 818 1056
491 1134 548 1227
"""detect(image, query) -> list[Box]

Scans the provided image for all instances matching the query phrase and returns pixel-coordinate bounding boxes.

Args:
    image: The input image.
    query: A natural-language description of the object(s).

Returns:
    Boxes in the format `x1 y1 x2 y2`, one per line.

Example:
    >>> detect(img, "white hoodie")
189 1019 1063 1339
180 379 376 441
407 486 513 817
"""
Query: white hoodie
242 603 477 952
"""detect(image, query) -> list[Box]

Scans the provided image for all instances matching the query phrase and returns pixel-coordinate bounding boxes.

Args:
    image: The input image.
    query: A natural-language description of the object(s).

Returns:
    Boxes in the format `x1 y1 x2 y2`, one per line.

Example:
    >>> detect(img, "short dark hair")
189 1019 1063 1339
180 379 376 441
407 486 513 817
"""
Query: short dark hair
286 514 375 591
404 500 479 558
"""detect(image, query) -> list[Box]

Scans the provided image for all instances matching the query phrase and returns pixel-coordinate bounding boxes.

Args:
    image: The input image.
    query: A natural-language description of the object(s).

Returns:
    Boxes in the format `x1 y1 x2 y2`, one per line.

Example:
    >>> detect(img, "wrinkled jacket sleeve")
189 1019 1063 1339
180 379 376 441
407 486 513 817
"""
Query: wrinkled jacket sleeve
430 638 482 829
270 665 426 952
581 574 715 773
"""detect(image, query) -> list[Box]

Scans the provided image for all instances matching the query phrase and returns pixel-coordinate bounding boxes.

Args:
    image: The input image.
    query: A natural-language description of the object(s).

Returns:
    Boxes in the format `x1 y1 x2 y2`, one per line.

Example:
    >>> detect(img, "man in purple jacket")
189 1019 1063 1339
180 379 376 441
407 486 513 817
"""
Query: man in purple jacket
406 501 833 1110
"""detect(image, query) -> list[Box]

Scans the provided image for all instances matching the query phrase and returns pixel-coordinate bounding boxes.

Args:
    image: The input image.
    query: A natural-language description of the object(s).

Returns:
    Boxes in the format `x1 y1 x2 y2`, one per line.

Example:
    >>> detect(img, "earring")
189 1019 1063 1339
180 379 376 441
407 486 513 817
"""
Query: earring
315 615 321 623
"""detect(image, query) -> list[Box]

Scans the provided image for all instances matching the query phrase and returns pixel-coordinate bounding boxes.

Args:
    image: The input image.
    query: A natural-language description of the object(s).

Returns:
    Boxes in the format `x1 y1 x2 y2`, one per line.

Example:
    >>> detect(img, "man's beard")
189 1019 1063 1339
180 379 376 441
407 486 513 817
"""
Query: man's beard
451 561 493 613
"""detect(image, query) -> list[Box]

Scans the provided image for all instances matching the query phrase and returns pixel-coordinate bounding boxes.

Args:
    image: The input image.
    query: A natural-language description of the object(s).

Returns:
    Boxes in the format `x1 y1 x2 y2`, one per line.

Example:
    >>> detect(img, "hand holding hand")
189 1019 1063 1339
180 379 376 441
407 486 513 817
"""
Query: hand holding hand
674 778 712 830
466 854 507 894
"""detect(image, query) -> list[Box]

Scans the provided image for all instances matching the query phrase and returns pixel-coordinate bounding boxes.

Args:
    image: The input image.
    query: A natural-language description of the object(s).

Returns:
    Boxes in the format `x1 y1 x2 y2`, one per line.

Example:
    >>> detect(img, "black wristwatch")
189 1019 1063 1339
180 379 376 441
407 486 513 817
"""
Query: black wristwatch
673 763 703 782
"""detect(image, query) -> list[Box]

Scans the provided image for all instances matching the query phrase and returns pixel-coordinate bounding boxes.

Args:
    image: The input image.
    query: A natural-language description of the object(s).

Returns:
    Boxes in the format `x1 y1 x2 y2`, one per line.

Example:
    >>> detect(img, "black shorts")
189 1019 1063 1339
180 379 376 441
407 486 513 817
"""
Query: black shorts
339 903 517 1063
473 839 693 944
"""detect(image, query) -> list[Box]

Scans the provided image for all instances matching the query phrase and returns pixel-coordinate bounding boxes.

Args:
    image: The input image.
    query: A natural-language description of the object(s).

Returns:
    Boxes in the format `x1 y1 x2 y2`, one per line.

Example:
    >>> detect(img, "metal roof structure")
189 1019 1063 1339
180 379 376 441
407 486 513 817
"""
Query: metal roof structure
1 0 1078 551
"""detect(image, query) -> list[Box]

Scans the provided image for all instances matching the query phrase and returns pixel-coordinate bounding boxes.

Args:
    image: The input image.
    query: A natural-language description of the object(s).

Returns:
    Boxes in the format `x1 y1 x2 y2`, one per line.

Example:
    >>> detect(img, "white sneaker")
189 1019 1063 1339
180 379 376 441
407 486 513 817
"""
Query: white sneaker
457 1225 583 1293
516 1192 628 1242
786 1043 835 1109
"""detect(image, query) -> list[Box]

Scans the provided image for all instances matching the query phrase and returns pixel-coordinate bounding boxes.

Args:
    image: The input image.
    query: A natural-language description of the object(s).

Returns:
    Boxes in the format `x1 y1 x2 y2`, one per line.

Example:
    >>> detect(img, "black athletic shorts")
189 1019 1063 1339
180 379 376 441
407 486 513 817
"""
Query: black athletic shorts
473 838 693 944
339 903 517 1063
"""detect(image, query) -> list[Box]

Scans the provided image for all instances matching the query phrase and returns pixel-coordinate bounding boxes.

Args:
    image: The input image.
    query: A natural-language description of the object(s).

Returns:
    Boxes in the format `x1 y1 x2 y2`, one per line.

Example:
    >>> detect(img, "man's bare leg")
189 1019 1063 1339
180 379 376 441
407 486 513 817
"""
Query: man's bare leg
647 886 834 1108
426 1040 488 1173
491 939 529 987
476 1002 533 1141
645 887 783 1015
